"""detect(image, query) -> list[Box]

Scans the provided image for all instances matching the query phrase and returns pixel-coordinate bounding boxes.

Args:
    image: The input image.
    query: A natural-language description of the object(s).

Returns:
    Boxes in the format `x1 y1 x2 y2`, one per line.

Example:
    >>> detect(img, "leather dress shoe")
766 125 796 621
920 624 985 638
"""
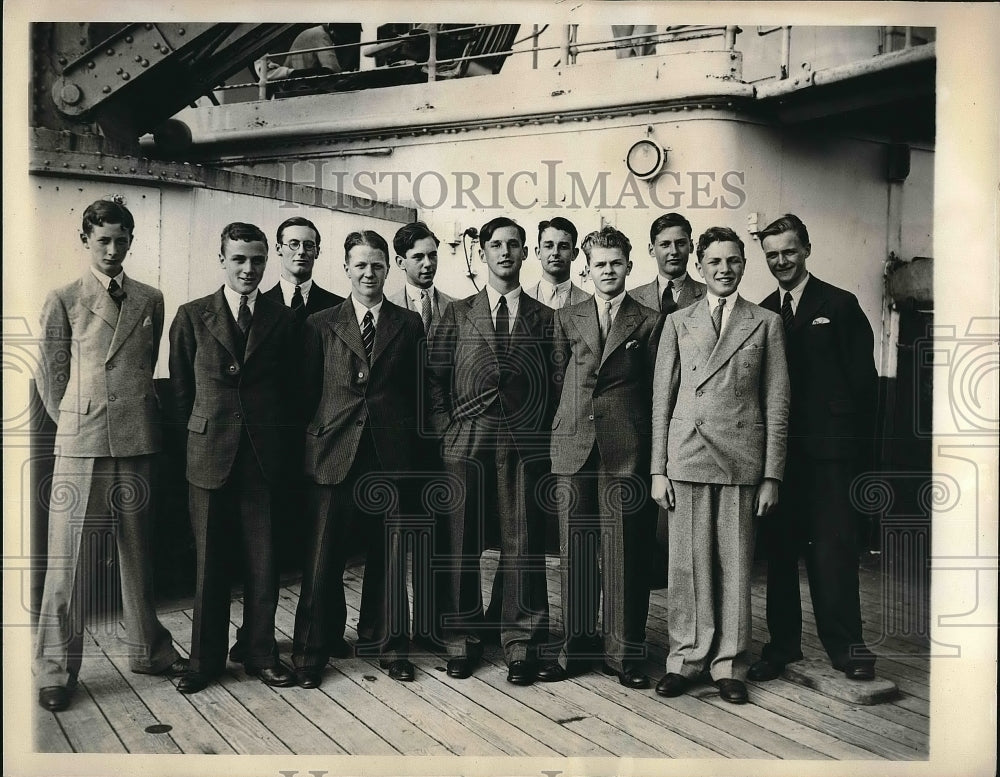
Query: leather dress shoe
157 658 190 678
380 658 416 682
246 664 296 688
616 667 651 689
38 685 72 712
446 657 475 679
747 658 784 682
536 662 568 682
655 672 691 698
295 667 323 689
228 641 245 664
841 660 876 681
715 678 749 704
177 672 214 694
506 660 536 686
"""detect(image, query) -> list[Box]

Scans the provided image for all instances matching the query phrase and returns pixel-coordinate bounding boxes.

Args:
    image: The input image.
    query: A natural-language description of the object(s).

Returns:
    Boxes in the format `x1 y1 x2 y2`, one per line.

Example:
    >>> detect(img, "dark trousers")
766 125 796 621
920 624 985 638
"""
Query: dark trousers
556 446 655 673
292 435 409 668
188 436 278 676
760 455 873 667
440 431 549 663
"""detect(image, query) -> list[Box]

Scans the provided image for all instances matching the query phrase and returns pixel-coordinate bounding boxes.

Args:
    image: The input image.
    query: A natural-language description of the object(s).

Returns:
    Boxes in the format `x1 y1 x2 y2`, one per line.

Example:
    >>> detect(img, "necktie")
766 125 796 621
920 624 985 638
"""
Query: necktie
108 278 126 310
361 310 375 360
599 300 612 351
711 297 726 340
291 284 304 311
549 285 560 309
781 291 794 331
420 289 433 333
495 295 510 353
660 280 677 315
237 294 252 338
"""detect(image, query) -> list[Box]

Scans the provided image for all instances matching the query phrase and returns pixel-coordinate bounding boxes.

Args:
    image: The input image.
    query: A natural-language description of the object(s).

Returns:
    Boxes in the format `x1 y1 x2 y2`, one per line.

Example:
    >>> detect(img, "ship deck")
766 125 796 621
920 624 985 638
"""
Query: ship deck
34 553 930 760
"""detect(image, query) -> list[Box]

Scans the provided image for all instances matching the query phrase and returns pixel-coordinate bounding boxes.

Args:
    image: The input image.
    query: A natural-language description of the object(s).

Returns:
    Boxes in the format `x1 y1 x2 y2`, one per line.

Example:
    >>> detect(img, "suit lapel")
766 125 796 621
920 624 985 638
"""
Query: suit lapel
700 297 761 386
678 279 705 308
244 293 282 363
105 276 145 361
512 293 541 341
371 300 404 365
201 288 242 363
467 289 498 354
332 298 368 363
82 273 120 330
600 295 643 368
680 298 717 365
571 299 602 360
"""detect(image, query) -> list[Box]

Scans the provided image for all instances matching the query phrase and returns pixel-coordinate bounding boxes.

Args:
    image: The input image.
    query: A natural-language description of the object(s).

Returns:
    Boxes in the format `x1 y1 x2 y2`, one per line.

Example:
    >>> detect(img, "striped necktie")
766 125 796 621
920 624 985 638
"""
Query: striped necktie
361 309 375 360
781 291 794 331
711 297 726 340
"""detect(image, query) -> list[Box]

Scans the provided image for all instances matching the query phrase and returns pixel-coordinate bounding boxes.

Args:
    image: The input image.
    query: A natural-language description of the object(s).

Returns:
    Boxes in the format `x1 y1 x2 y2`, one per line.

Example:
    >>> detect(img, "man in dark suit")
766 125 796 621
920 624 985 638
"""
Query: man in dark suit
651 226 790 704
547 226 662 688
751 213 879 682
262 216 345 317
34 200 186 713
387 222 454 648
629 212 707 590
427 216 553 685
291 230 425 686
169 222 297 693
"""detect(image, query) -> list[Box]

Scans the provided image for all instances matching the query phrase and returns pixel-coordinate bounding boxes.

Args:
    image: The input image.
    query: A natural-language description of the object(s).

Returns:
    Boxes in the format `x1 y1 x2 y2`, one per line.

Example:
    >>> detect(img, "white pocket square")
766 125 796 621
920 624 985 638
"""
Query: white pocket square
625 340 640 350
142 316 153 327
812 317 831 325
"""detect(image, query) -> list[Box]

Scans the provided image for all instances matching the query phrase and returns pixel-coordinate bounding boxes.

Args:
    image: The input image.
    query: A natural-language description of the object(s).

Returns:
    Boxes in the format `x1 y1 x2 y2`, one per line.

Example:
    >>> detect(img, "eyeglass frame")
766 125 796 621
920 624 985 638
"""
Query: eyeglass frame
279 239 319 253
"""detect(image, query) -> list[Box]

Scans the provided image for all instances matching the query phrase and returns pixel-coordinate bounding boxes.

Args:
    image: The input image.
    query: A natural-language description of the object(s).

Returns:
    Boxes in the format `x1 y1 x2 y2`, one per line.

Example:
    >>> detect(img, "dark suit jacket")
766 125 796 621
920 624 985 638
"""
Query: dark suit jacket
168 287 297 490
630 274 706 313
427 288 555 460
262 280 345 317
551 295 662 476
760 275 877 461
302 299 425 485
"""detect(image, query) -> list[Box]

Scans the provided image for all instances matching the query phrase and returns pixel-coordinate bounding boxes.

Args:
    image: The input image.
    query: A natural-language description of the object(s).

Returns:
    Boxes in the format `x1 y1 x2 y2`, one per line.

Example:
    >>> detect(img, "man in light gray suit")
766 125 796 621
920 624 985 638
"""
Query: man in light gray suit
34 200 186 712
524 217 592 309
389 221 455 333
651 226 790 704
630 212 706 314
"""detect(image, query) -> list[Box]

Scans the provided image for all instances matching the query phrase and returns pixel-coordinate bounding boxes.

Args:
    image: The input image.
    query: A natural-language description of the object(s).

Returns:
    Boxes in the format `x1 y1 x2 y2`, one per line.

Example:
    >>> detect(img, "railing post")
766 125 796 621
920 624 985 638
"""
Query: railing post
427 23 438 82
725 25 738 50
562 24 572 66
780 26 791 79
904 26 913 49
258 54 269 100
532 24 539 69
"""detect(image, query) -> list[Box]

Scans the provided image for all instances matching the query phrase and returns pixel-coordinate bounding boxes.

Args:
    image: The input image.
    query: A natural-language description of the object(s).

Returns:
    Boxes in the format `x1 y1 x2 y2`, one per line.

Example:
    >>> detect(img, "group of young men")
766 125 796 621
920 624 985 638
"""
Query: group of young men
34 199 878 713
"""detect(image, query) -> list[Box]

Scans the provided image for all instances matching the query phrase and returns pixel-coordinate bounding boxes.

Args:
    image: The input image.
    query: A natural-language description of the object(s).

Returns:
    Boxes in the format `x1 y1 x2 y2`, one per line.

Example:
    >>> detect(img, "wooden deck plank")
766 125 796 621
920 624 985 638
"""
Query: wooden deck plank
563 715 673 757
34 707 73 753
73 627 182 753
54 679 126 753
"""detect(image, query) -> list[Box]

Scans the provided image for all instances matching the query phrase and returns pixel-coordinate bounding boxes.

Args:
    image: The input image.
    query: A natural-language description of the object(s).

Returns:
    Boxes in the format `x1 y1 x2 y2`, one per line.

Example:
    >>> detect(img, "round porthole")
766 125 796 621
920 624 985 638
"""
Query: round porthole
626 138 667 181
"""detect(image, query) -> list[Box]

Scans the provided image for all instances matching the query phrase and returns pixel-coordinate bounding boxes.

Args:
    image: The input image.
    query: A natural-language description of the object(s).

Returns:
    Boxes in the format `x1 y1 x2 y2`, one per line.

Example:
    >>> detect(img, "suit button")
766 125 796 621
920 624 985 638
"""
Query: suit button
588 414 595 421
228 364 238 373
106 363 114 370
234 412 241 420
736 420 744 428
358 372 365 379
735 390 742 397
108 394 116 401
696 419 703 426
356 419 364 426
696 390 703 397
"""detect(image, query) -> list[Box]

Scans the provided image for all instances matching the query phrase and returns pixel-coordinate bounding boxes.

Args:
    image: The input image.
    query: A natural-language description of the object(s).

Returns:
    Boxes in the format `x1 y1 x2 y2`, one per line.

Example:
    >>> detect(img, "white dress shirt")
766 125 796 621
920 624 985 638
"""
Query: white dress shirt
705 291 739 336
485 284 521 333
778 272 811 314
537 278 573 308
350 293 384 328
278 275 313 307
90 267 126 290
223 285 259 321
657 273 689 305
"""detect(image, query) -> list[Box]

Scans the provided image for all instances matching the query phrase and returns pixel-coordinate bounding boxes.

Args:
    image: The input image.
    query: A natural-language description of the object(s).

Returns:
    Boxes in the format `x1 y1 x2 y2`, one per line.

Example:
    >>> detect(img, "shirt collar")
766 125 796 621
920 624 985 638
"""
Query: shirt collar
90 267 125 290
279 275 312 304
657 272 687 297
350 293 384 326
538 277 571 298
594 288 627 316
780 272 811 309
485 283 522 311
223 285 259 318
405 283 433 308
706 290 740 309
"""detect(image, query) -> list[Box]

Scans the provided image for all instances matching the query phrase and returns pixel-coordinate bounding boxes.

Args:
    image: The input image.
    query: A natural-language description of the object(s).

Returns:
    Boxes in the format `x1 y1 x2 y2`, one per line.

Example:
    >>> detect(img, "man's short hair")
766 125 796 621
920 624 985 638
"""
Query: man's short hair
696 226 745 260
81 199 135 236
480 216 526 246
758 213 810 247
537 216 579 247
393 221 439 257
649 212 693 243
276 216 321 247
344 230 389 261
220 222 267 254
581 225 632 261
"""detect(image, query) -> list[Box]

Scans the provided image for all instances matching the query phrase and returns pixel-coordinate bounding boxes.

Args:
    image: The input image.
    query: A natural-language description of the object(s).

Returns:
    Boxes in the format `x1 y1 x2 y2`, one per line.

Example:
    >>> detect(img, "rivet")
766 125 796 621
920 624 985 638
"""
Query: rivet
87 61 95 69
125 35 133 43
97 165 104 170
145 23 153 30
80 163 87 169
44 159 51 166
122 73 130 80
135 55 142 62
106 48 114 55
58 57 67 65
178 28 185 35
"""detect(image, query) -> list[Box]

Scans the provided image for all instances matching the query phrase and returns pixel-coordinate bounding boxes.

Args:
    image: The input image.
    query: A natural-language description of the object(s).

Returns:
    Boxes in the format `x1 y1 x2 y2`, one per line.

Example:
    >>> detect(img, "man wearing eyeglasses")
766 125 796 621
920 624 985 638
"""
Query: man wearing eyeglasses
263 216 345 318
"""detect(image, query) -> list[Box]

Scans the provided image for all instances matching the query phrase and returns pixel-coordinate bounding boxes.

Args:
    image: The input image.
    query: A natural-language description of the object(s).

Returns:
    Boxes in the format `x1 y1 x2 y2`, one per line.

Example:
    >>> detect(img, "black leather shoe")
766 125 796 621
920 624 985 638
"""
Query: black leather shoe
506 660 536 686
295 668 323 689
156 658 190 678
228 642 245 664
246 664 296 688
616 667 650 689
655 672 691 697
446 657 474 679
38 685 72 712
747 658 784 682
715 678 749 704
842 660 876 681
536 662 568 682
380 658 416 682
177 672 213 694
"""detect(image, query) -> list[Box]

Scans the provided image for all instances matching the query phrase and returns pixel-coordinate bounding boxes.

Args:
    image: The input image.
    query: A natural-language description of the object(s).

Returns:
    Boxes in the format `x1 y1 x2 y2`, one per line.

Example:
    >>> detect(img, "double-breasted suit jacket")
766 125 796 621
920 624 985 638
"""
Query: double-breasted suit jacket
292 298 426 667
630 274 706 314
550 294 662 672
757 274 878 668
426 289 554 662
34 271 179 686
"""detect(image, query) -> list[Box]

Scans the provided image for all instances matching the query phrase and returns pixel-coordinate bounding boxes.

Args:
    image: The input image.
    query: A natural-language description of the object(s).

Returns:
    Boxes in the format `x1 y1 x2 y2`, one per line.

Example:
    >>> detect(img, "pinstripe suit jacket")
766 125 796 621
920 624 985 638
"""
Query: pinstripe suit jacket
651 295 790 485
38 272 164 458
